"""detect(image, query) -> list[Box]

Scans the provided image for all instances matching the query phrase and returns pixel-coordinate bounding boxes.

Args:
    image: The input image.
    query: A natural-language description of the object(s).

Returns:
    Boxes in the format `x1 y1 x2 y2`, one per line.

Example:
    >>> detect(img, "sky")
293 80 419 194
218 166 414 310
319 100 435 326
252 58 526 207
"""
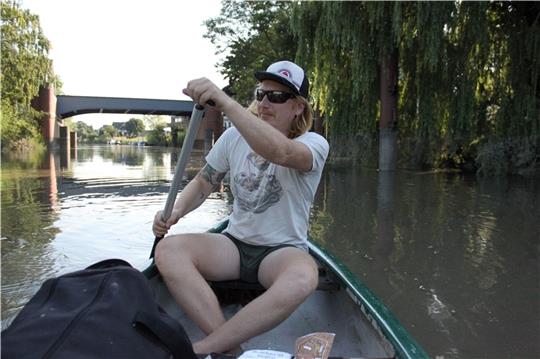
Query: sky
21 0 227 129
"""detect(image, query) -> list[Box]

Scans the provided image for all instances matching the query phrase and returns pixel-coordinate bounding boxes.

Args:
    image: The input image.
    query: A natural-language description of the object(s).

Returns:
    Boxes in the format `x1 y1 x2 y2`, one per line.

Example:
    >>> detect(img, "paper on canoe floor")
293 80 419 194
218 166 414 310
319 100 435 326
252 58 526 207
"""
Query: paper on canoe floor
235 332 335 359
294 332 336 359
237 349 292 359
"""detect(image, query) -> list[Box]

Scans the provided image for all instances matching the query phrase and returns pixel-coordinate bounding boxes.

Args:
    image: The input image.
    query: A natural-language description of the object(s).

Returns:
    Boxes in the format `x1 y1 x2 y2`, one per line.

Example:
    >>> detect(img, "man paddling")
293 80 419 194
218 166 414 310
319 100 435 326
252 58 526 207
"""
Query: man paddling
152 60 329 355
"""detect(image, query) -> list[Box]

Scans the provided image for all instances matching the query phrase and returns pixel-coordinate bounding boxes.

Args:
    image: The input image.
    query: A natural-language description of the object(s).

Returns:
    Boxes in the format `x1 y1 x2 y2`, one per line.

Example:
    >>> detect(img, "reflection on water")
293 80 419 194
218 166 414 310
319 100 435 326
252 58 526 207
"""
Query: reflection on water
1 145 229 330
1 150 60 326
1 146 539 358
310 168 540 358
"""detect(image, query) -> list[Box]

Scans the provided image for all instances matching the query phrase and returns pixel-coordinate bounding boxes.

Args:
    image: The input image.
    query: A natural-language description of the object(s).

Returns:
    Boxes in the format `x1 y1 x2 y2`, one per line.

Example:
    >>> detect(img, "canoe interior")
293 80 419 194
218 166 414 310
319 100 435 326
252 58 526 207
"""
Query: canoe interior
147 259 395 358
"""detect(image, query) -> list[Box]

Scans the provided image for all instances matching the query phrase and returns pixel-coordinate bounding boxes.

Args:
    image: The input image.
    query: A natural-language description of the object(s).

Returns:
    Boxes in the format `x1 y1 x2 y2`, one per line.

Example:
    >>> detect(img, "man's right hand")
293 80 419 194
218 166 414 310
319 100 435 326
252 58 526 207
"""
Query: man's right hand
182 77 232 112
152 209 181 237
152 163 219 238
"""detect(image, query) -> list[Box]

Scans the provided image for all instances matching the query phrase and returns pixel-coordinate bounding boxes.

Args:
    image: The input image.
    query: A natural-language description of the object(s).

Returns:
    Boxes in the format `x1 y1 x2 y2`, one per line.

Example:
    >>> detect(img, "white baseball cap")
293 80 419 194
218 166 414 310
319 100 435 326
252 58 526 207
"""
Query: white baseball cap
254 60 309 98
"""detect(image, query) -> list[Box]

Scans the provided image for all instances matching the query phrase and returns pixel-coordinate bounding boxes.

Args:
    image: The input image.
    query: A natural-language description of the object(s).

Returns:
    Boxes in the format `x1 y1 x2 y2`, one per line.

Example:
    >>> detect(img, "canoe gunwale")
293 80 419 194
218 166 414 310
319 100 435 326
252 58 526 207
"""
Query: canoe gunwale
307 241 429 359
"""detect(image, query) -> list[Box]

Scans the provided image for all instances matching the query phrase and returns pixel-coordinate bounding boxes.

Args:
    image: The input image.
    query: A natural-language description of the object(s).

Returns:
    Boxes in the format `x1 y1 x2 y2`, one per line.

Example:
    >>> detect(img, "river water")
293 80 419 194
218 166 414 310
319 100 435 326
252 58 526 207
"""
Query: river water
1 144 539 358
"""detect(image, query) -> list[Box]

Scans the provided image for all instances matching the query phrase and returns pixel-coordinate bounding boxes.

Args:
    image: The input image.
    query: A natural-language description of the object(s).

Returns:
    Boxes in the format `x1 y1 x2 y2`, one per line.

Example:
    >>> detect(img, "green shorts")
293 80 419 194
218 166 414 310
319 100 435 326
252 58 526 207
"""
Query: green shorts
223 232 295 283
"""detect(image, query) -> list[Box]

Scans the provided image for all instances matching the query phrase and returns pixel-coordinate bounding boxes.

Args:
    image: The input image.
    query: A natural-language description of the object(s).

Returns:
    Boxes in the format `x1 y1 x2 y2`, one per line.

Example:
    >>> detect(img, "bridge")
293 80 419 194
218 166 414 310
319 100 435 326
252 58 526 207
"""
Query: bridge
56 95 195 119
34 85 223 148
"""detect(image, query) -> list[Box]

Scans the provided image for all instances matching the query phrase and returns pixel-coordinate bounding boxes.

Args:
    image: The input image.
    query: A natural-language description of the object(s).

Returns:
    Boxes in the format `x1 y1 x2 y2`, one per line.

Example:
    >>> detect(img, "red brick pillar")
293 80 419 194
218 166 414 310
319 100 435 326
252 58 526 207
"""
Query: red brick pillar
200 107 223 141
32 85 57 147
379 49 399 171
194 107 223 150
207 107 224 140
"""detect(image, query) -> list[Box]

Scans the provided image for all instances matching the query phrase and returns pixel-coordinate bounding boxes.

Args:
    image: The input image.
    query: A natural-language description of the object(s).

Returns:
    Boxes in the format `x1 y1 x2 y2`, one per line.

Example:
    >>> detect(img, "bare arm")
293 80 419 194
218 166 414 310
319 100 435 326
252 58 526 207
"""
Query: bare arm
222 100 313 172
152 163 226 236
183 78 313 172
172 163 226 218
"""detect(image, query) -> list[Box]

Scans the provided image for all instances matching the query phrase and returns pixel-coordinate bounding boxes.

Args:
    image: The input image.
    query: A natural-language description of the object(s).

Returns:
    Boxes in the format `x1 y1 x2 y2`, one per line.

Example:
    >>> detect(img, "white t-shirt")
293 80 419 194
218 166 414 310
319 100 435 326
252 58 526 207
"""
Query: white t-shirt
206 127 329 250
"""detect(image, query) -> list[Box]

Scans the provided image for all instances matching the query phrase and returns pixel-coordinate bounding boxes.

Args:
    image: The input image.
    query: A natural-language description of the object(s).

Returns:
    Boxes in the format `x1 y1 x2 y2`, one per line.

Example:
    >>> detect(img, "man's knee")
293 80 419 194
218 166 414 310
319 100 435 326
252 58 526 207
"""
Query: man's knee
154 234 192 272
292 267 319 300
275 265 318 307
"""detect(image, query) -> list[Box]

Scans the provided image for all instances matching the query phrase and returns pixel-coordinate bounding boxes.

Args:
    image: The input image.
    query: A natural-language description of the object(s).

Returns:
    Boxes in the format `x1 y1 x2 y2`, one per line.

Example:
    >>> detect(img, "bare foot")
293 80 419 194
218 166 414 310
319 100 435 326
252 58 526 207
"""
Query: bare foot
193 341 243 357
225 346 243 356
192 342 205 355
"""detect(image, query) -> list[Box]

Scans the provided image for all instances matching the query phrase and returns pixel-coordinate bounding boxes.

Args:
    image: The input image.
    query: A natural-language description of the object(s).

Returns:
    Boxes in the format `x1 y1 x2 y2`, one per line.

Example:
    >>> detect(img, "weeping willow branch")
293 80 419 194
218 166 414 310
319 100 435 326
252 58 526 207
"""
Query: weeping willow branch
291 1 539 174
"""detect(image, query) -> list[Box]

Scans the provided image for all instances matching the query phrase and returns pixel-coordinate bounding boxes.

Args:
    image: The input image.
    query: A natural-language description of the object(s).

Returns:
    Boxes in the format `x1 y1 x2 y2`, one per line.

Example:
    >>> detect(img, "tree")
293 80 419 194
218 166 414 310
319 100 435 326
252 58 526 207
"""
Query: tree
100 125 117 140
0 1 59 150
142 115 167 131
205 2 538 174
171 122 185 147
291 2 539 174
125 118 145 138
204 1 297 104
146 123 170 146
72 121 97 142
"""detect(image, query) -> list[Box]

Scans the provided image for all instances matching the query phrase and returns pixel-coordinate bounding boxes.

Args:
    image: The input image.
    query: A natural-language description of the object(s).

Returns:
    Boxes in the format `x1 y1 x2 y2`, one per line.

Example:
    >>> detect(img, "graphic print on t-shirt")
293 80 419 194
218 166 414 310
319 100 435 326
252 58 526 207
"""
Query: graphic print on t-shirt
233 152 282 213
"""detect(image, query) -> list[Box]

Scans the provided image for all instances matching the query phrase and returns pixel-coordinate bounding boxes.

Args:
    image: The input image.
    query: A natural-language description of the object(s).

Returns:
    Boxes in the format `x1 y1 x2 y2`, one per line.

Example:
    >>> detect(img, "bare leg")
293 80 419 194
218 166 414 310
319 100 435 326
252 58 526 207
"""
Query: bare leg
154 233 240 338
193 247 318 354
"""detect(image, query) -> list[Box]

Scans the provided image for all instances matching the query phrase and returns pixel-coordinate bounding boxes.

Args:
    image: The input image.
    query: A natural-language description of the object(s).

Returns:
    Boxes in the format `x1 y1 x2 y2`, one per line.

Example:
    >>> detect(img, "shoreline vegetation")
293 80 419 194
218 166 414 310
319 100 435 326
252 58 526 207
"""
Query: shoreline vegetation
1 1 538 177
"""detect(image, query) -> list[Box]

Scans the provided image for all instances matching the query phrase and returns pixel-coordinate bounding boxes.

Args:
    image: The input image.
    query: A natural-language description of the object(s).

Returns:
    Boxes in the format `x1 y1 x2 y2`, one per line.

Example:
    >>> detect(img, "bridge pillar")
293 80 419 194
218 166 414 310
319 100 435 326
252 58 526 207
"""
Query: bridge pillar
33 85 58 147
70 131 77 151
378 49 398 171
59 126 70 168
59 126 70 149
197 107 223 150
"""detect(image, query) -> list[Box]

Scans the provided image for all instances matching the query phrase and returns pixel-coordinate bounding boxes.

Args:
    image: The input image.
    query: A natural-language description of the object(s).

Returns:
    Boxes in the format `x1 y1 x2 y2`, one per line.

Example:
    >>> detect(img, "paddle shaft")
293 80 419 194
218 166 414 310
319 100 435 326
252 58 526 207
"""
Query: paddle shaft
149 103 206 258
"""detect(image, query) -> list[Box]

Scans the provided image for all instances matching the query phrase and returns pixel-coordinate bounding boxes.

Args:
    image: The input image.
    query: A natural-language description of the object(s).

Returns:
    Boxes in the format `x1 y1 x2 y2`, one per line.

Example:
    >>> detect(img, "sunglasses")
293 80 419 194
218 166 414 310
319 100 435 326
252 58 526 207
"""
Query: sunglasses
255 89 296 104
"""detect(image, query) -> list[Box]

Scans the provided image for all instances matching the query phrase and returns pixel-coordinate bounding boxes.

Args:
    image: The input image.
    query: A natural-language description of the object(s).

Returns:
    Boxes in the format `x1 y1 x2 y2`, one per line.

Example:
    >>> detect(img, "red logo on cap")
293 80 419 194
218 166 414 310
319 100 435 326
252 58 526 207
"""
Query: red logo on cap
279 70 291 78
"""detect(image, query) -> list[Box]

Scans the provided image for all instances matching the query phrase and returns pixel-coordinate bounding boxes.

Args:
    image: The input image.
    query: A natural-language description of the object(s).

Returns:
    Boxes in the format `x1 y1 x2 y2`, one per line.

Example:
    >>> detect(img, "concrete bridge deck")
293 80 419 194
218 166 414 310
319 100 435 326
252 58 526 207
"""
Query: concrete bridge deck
33 86 223 148
56 95 195 119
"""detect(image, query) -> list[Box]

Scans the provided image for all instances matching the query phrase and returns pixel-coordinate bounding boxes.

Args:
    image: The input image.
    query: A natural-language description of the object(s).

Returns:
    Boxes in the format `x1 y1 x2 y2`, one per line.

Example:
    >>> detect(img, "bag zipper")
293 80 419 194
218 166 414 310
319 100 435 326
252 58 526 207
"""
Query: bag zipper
43 271 113 358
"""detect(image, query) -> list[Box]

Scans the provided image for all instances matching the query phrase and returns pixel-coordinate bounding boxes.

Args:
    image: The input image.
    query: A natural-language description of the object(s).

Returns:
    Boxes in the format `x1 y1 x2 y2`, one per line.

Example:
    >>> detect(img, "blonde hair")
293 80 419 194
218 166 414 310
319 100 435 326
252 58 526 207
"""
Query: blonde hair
248 93 313 139
289 96 313 139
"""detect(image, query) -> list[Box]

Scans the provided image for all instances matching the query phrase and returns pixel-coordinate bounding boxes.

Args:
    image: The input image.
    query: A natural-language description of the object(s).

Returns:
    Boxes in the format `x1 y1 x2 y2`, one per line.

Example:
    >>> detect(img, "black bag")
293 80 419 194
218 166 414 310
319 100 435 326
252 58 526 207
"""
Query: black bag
1 259 197 359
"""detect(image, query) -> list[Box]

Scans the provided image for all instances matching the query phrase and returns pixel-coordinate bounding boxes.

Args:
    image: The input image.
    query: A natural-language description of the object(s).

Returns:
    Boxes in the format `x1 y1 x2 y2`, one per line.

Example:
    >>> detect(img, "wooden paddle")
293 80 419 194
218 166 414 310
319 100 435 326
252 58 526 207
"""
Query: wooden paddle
149 103 208 259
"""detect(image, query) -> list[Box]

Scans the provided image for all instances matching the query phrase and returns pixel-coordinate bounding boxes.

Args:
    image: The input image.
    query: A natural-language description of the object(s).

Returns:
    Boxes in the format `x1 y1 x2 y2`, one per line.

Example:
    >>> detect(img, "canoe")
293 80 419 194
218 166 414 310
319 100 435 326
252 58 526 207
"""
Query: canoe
142 219 429 359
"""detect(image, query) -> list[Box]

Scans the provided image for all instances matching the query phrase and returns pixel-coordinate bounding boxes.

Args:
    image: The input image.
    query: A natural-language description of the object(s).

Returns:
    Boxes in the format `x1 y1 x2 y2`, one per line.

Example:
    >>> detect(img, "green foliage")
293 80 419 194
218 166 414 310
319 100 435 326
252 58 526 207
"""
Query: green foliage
0 1 57 150
476 136 539 176
141 115 171 145
204 1 297 104
171 122 185 147
142 115 166 130
1 98 42 149
1 1 53 105
291 2 539 174
71 121 97 142
100 125 117 140
146 123 171 146
125 118 145 137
